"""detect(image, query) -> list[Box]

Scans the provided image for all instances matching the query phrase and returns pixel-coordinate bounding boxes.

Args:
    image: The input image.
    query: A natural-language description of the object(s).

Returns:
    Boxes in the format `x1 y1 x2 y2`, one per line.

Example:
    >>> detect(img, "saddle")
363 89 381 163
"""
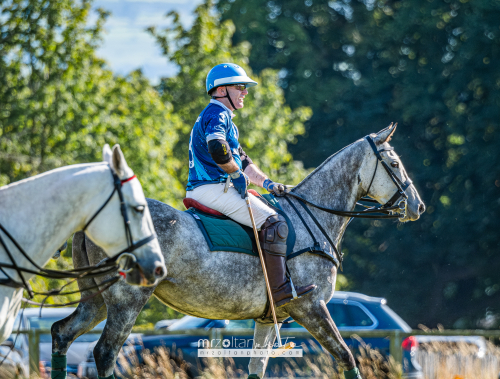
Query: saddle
183 189 261 217
183 191 296 258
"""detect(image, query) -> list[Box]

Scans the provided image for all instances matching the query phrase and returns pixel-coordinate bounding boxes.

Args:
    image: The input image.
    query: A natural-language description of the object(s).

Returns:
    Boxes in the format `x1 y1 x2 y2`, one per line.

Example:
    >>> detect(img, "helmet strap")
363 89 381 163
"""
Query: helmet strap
212 86 236 111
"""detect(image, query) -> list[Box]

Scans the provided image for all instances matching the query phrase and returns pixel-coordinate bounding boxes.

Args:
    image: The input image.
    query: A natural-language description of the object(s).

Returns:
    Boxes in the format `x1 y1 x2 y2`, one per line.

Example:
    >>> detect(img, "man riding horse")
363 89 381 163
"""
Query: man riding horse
186 63 316 308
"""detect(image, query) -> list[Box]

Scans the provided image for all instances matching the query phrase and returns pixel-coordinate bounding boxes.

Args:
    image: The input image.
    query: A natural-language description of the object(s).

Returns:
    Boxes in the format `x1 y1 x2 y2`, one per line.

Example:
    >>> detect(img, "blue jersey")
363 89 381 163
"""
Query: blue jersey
186 100 243 191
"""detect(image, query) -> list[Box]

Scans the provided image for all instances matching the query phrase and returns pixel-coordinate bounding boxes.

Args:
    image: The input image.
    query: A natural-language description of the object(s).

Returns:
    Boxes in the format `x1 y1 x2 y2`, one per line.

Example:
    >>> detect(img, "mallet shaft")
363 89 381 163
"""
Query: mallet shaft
245 196 283 347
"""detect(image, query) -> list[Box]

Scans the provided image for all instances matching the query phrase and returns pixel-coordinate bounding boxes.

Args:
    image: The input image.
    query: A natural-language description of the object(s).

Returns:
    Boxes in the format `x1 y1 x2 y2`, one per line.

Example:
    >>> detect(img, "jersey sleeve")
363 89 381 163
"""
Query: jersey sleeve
204 110 229 142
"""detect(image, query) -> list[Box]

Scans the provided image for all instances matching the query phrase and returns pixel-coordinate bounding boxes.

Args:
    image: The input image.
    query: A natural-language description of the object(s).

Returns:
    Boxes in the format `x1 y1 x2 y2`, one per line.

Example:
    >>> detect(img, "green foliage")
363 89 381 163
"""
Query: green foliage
1 0 313 321
0 0 183 204
149 1 312 187
133 297 183 330
219 0 500 327
0 0 182 308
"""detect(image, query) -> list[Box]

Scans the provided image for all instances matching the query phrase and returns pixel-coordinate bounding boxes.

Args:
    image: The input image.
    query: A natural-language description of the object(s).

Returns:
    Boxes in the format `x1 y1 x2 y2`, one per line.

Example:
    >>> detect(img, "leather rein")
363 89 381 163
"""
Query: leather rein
0 168 157 305
281 136 412 271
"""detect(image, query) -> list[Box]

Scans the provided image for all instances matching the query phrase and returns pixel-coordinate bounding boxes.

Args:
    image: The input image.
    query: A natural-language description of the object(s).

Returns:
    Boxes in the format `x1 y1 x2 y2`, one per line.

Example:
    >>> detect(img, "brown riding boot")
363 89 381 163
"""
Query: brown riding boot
259 215 316 308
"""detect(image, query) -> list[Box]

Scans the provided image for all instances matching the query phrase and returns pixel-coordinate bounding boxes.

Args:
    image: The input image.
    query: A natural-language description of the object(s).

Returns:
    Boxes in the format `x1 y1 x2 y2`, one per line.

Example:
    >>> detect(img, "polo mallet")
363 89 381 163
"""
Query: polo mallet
245 195 295 357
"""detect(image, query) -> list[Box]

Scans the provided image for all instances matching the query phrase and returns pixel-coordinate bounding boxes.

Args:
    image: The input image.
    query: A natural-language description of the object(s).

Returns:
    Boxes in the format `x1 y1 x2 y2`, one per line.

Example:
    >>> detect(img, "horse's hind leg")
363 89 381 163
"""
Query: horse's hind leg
288 300 361 379
247 321 279 379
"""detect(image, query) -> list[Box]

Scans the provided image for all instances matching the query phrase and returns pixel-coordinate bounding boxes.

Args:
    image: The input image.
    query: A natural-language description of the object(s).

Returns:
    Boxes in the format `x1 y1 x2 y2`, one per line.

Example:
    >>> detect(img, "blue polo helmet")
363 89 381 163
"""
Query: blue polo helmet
206 63 258 94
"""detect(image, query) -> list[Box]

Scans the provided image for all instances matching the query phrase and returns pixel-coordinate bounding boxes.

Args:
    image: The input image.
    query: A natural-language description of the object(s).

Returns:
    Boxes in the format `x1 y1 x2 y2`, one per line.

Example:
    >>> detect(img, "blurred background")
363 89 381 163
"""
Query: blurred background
1 0 499 331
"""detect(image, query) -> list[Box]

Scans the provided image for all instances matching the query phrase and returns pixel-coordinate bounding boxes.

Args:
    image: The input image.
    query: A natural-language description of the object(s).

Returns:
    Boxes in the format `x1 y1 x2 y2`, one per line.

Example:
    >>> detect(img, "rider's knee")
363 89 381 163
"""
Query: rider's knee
260 215 288 255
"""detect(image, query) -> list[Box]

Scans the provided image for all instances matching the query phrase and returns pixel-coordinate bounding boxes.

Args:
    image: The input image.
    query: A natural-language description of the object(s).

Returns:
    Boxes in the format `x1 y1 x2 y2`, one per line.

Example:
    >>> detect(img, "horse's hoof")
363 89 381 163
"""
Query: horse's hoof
247 375 261 379
344 367 362 379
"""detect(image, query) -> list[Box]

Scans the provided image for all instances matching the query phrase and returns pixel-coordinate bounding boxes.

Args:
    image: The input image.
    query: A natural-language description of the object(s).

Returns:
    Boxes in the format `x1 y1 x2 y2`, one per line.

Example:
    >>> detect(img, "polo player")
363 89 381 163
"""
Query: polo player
186 63 316 308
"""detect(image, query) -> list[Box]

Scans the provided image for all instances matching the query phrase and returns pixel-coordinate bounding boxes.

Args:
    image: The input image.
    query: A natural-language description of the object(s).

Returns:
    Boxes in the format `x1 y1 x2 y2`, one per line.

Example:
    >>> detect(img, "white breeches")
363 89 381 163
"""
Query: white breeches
186 183 277 229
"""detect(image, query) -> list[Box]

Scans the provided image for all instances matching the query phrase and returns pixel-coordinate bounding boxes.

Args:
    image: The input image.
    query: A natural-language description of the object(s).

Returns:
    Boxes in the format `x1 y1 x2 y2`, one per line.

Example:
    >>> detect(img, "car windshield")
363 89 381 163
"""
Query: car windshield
328 302 374 328
168 316 209 331
348 304 374 327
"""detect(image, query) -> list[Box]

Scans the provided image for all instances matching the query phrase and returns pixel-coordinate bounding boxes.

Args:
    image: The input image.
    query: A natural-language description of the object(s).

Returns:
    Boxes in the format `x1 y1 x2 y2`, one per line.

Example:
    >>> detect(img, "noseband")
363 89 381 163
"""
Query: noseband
0 168 156 299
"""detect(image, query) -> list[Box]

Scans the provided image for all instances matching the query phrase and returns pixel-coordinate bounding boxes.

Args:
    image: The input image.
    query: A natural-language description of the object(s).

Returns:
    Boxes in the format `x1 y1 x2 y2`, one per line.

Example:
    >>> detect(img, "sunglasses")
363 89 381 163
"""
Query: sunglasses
230 84 247 91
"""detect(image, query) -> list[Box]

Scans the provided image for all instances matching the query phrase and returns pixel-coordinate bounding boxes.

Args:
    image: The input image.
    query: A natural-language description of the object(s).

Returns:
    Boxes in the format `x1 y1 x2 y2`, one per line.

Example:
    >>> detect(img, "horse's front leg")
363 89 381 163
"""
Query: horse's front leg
247 321 280 379
52 232 108 357
93 283 154 378
287 300 361 379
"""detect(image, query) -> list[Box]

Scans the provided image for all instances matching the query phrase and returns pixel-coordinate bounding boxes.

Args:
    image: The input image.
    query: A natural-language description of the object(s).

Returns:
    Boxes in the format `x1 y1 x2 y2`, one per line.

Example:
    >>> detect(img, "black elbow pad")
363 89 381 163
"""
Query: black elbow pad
208 139 233 164
238 146 254 171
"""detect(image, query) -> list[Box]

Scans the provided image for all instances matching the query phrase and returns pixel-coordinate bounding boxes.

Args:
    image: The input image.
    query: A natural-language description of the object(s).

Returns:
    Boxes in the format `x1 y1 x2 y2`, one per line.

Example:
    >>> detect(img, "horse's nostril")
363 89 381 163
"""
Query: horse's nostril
154 265 165 278
419 203 426 214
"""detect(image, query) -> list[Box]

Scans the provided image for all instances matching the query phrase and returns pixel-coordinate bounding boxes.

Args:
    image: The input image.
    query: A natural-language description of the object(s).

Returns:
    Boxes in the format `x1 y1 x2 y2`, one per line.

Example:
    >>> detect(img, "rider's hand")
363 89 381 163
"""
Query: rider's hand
230 170 249 199
263 179 286 196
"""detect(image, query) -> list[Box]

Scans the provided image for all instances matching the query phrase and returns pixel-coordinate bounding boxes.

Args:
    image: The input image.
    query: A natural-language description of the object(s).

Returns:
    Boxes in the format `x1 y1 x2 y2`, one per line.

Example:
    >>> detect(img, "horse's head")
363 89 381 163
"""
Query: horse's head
359 123 425 222
84 144 166 286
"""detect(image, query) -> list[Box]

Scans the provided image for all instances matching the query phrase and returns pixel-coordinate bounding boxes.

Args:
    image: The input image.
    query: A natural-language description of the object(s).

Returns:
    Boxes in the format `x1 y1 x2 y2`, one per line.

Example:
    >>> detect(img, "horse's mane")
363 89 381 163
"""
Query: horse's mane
292 137 364 192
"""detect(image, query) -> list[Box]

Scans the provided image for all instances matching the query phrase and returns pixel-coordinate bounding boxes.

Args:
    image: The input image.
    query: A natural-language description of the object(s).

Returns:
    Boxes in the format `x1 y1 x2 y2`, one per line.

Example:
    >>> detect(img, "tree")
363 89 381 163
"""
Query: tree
0 0 183 204
148 1 312 188
0 0 321 316
219 0 500 327
0 0 184 306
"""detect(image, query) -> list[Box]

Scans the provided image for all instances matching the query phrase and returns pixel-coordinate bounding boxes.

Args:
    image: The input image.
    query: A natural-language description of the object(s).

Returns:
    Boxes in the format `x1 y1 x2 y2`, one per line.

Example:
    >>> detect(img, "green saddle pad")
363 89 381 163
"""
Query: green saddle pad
185 194 296 257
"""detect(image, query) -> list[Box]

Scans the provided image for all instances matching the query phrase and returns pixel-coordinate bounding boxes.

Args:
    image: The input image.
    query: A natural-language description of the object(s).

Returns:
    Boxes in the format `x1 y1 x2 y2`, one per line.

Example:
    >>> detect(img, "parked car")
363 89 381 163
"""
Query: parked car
78 291 423 378
6 307 105 377
154 319 179 330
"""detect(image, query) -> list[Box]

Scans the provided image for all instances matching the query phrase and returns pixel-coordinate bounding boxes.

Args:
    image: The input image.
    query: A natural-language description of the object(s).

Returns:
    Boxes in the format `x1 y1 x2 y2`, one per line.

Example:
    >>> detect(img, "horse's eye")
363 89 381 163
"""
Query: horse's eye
134 205 145 213
391 162 399 168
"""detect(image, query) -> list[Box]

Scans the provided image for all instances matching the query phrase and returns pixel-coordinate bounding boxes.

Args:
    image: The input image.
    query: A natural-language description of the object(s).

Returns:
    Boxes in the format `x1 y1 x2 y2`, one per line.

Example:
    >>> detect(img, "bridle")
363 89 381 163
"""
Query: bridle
361 136 413 219
0 167 157 302
280 135 413 270
284 136 412 220
82 170 157 269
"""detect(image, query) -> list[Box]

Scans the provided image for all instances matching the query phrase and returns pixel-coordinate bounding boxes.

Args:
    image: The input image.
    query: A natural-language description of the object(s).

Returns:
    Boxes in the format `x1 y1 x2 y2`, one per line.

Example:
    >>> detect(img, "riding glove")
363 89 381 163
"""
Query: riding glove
230 170 249 199
263 179 286 196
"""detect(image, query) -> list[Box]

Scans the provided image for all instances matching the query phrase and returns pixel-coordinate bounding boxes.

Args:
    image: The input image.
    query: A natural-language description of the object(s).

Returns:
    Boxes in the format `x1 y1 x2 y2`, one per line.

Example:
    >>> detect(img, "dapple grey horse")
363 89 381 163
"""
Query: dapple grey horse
52 125 425 379
0 145 166 344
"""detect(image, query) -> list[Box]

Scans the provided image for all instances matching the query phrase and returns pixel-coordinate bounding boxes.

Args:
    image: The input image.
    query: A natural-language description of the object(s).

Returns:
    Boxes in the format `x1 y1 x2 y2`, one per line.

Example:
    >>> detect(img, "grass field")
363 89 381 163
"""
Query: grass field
112 339 500 379
1 339 497 379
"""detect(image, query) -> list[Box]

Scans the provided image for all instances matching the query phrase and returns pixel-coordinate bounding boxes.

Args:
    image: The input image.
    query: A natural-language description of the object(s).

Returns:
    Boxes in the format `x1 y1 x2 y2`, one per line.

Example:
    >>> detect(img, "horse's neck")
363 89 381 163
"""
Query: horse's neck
0 163 112 280
285 141 367 248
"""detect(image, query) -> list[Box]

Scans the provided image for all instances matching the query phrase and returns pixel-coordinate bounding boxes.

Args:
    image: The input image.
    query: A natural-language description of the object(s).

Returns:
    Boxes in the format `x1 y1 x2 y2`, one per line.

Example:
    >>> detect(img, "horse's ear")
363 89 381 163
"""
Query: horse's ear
374 123 398 145
103 144 112 165
111 144 133 179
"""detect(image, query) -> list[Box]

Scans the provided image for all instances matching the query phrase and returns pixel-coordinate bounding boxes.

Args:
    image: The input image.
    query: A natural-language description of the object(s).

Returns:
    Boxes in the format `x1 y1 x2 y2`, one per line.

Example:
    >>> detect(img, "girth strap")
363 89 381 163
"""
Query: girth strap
287 246 339 268
284 197 341 270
